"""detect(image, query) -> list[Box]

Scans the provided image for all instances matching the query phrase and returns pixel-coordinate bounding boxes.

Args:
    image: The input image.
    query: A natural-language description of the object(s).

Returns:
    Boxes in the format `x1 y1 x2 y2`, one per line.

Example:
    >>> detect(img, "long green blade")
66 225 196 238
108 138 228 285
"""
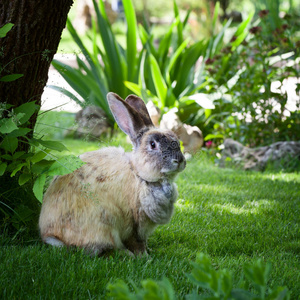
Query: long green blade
166 38 190 85
48 85 84 107
66 19 101 84
92 0 124 96
52 60 90 99
123 0 137 82
157 17 180 69
173 0 183 46
149 54 167 108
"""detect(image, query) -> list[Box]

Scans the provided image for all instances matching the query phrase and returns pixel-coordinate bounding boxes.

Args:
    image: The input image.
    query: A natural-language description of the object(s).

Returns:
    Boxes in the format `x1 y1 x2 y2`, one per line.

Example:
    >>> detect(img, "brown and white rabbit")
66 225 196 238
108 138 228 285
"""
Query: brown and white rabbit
39 93 186 255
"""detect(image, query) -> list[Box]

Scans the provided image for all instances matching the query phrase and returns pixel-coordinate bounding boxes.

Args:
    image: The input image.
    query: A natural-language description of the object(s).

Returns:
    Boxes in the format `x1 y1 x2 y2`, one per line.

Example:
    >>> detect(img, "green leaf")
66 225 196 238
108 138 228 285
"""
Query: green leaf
157 17 179 68
14 101 39 125
52 60 90 100
141 280 162 298
46 155 84 176
91 0 125 96
230 288 256 299
8 128 32 138
149 277 175 300
149 54 168 108
266 287 290 300
48 85 83 107
173 0 183 46
28 150 50 164
0 118 18 134
18 173 32 186
1 154 12 160
173 41 204 96
212 2 220 35
1 136 18 153
31 138 68 152
123 0 137 82
204 134 224 141
0 162 7 176
124 81 142 96
30 160 55 175
244 259 271 288
33 174 47 202
107 279 135 299
67 19 109 98
211 18 232 57
234 11 254 37
10 163 26 177
51 60 113 123
0 74 23 82
0 23 14 38
166 38 190 85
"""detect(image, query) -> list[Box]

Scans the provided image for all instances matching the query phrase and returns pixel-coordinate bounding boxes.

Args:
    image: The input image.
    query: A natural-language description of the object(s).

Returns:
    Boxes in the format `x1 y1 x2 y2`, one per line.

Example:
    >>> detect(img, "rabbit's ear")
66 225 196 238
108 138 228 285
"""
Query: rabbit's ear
107 93 146 142
125 95 154 127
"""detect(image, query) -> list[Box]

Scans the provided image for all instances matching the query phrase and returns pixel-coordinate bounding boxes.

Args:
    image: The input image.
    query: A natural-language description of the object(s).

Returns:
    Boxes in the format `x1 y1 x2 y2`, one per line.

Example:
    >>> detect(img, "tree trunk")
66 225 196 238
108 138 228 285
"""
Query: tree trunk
0 0 73 135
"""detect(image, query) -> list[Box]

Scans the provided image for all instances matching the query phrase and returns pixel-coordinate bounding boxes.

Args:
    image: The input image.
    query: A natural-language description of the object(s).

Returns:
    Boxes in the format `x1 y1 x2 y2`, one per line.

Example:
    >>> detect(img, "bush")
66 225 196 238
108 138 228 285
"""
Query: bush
0 102 84 237
51 0 139 126
202 9 300 147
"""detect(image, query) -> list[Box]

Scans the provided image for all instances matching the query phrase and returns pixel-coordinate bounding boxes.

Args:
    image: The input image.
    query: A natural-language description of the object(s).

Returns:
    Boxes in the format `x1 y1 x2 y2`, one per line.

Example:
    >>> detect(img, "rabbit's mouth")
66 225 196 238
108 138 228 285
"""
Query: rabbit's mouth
161 159 186 174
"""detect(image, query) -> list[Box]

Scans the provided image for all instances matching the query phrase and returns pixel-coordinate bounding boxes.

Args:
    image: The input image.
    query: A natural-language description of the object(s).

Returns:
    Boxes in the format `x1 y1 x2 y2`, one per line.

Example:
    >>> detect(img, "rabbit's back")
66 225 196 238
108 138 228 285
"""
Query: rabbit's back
39 147 141 249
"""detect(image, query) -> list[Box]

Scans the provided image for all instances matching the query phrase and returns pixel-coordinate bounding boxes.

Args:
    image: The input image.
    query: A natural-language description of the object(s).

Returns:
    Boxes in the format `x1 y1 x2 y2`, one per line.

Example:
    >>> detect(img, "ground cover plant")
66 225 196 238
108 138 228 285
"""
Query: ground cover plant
1 111 299 298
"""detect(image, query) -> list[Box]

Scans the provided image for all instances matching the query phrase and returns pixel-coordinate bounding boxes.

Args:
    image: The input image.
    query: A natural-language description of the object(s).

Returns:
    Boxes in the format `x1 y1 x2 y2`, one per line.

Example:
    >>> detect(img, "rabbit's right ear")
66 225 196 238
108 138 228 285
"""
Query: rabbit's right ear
125 95 154 127
107 93 147 143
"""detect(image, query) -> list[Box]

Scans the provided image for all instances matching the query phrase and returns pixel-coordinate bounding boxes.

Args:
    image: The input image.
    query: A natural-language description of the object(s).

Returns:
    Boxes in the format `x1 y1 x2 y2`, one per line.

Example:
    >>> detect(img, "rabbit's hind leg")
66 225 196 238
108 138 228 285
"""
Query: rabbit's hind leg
44 236 65 247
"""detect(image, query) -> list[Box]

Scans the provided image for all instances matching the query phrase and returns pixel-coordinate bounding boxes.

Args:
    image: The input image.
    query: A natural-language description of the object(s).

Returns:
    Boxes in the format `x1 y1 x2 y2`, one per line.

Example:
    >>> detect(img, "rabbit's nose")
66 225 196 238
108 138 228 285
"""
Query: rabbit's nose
172 154 186 171
172 154 185 165
171 158 180 165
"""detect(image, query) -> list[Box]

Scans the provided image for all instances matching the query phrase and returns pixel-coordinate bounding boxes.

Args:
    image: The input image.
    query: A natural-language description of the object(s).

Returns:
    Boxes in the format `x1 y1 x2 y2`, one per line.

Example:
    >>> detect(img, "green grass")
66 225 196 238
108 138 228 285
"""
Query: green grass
1 112 299 299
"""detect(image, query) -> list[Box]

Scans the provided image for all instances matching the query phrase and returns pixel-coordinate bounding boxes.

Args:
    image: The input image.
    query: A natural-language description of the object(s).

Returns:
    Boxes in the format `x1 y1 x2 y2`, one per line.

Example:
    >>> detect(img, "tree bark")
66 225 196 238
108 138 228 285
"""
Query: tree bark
0 0 73 127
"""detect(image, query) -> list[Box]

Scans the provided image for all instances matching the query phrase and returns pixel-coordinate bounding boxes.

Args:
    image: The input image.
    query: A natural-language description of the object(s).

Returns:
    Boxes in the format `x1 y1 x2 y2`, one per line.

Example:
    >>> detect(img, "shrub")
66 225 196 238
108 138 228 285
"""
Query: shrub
50 0 140 126
202 9 300 147
0 102 84 238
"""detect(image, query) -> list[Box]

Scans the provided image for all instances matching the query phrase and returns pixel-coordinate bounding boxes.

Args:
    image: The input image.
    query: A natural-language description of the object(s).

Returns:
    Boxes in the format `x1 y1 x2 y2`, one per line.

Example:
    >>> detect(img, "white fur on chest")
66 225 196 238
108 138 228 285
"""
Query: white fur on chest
140 180 178 225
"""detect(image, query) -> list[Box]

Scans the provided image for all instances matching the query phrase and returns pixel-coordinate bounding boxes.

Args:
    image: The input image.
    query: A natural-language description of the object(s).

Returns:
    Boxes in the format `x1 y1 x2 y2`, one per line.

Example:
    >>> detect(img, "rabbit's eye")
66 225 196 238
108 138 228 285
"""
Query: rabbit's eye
150 141 157 150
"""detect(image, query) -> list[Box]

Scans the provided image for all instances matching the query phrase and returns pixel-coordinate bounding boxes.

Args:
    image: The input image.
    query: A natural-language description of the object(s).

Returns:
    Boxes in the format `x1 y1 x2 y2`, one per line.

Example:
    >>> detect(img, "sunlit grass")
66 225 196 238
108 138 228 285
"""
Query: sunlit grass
0 111 299 298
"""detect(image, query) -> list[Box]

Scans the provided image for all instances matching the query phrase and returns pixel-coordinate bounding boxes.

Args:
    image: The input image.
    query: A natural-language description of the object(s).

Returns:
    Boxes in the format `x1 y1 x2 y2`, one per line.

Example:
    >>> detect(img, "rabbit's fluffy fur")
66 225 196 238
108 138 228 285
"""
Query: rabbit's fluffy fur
39 93 186 255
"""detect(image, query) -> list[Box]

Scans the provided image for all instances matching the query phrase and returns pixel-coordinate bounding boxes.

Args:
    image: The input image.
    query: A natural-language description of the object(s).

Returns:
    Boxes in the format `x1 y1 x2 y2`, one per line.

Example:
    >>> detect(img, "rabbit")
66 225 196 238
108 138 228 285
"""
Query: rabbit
39 92 186 256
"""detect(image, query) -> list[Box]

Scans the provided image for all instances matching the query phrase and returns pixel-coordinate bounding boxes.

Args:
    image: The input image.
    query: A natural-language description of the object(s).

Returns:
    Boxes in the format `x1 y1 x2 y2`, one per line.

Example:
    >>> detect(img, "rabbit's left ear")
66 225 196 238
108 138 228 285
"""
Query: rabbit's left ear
107 93 147 144
125 95 154 127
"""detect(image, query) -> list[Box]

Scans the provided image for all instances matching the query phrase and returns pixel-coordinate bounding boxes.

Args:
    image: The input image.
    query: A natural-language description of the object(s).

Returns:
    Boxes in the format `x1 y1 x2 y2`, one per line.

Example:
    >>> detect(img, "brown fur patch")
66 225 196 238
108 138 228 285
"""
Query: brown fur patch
96 175 106 183
78 172 85 180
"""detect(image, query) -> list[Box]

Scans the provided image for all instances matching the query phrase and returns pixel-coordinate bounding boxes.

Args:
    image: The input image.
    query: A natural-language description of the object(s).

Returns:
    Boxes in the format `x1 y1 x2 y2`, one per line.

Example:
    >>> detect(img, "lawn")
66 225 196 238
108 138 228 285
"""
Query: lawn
0 112 299 299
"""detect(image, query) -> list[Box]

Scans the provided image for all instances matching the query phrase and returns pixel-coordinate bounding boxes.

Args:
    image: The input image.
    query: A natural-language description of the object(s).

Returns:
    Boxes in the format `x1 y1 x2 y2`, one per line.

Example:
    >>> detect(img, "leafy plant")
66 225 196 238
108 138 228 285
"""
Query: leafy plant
0 102 85 240
107 253 290 299
0 102 84 202
50 0 140 126
125 1 253 144
125 1 225 111
204 8 300 147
